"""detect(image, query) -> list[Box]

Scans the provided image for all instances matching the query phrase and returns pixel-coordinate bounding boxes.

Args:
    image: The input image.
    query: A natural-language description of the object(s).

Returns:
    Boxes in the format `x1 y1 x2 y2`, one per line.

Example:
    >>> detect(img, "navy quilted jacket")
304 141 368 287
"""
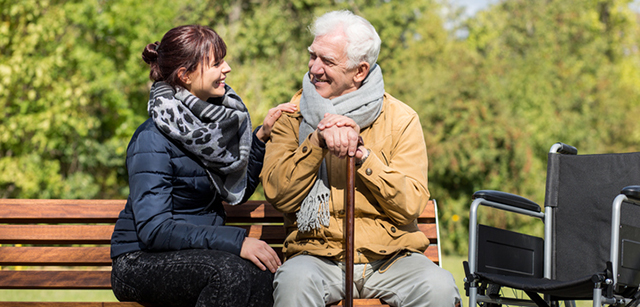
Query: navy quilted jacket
110 118 265 258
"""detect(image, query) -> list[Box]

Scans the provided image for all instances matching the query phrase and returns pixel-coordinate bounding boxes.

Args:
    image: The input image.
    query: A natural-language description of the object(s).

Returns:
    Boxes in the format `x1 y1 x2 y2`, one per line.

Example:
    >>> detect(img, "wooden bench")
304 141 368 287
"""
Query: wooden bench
0 199 442 307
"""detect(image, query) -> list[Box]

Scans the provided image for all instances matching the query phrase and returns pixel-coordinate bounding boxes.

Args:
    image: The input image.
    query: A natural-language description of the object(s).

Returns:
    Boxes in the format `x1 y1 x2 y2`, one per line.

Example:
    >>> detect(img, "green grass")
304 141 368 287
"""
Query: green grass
441 253 468 302
0 255 593 306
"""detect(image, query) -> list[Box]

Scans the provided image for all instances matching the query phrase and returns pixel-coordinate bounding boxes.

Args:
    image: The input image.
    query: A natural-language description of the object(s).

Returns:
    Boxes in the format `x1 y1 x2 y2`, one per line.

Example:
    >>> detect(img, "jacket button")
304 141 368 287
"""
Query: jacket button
338 210 345 215
365 168 372 175
302 146 308 153
380 250 386 253
318 239 325 244
327 252 332 256
302 251 309 255
391 226 397 233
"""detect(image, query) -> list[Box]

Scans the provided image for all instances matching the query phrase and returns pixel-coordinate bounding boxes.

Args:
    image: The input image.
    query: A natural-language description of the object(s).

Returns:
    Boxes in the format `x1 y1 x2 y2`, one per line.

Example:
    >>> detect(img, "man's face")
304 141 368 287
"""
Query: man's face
308 32 359 100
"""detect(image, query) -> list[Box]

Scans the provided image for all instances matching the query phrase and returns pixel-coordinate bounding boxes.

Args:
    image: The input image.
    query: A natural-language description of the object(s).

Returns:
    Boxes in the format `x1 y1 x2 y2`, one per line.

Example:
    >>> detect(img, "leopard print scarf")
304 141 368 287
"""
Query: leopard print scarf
148 81 252 205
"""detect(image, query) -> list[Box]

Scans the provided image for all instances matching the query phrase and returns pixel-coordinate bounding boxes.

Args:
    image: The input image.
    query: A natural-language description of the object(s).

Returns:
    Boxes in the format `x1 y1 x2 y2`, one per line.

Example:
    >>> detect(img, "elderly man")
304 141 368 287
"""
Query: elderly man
260 10 461 307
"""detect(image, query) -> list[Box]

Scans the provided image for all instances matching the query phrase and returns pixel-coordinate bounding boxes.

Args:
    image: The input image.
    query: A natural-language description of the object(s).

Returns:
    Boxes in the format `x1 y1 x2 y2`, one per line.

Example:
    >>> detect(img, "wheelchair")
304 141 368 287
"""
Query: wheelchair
464 143 640 307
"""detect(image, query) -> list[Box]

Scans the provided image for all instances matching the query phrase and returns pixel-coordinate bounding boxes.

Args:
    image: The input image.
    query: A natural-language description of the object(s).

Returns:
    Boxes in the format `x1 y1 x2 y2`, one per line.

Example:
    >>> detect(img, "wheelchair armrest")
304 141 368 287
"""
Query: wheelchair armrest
467 190 544 280
472 190 541 213
621 185 640 201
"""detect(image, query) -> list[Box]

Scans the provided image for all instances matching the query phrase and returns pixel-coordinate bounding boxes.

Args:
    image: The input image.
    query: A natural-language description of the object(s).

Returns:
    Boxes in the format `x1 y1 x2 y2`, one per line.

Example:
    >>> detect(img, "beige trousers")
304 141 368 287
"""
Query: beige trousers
273 252 461 307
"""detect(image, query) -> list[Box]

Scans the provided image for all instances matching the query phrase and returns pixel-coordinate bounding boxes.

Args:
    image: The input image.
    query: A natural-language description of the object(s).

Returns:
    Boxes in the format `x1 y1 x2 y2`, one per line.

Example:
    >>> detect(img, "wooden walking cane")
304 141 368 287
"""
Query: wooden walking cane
345 154 356 307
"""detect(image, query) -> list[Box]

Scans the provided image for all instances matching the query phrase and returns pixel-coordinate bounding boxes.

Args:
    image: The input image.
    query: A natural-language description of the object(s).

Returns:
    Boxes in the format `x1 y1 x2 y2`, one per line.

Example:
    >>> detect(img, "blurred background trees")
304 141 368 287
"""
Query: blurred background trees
2 0 640 255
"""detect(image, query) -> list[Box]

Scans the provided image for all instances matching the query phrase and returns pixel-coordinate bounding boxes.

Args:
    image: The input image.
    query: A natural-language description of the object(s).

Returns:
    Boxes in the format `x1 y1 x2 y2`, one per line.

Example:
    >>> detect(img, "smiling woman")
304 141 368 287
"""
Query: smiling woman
108 24 297 307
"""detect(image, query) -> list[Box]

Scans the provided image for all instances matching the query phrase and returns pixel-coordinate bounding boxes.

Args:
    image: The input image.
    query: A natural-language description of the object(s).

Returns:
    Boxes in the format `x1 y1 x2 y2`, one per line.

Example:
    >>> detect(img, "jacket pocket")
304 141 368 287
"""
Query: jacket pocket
376 219 405 239
379 149 389 166
374 219 430 252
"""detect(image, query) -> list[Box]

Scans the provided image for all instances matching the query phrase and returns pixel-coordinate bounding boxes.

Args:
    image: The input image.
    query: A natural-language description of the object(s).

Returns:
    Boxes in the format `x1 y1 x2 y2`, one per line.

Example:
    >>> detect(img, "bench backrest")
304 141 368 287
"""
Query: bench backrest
0 199 440 290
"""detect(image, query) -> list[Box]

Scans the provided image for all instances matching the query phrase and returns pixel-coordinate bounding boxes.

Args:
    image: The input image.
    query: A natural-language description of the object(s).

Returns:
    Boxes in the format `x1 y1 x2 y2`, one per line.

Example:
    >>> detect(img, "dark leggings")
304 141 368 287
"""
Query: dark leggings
111 249 274 307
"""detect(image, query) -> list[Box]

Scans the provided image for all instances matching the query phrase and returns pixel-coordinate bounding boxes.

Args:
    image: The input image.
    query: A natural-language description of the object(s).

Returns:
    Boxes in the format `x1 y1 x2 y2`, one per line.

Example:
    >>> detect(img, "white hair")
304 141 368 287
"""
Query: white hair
310 10 381 69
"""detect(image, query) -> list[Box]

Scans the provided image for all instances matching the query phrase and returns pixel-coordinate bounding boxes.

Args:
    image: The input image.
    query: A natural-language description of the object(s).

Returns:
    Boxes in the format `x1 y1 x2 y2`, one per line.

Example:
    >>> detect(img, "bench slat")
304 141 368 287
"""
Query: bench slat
0 303 144 307
224 201 284 223
331 299 390 306
0 225 439 247
0 247 112 266
425 245 439 263
0 246 434 267
0 225 436 245
0 200 125 223
0 225 114 244
0 302 386 307
0 200 435 222
235 225 286 244
0 225 284 245
418 223 438 242
0 271 112 289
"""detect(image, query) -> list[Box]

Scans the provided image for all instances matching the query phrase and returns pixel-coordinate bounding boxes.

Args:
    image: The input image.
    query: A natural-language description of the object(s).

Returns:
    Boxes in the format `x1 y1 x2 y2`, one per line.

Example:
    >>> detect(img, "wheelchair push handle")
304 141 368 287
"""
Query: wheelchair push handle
550 142 578 155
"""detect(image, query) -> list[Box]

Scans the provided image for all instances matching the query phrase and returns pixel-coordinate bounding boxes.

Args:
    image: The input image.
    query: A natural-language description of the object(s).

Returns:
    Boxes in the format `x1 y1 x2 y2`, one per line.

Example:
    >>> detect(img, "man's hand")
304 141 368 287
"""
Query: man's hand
317 113 358 131
240 237 282 273
316 127 359 159
314 114 368 160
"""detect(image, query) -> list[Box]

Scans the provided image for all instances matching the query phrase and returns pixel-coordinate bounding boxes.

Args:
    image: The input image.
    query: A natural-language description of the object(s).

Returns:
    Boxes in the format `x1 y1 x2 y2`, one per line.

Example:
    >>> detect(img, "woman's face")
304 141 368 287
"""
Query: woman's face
186 56 231 101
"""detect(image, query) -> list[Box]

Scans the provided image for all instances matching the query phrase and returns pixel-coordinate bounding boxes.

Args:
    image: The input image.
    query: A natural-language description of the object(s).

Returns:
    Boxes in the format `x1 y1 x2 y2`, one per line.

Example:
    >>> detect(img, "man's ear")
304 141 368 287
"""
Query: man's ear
353 61 371 83
178 67 191 85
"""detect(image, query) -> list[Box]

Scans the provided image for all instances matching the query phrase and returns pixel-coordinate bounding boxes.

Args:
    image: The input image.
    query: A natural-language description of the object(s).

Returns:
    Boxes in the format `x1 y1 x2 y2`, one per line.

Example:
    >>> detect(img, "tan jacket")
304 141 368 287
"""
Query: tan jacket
260 90 430 263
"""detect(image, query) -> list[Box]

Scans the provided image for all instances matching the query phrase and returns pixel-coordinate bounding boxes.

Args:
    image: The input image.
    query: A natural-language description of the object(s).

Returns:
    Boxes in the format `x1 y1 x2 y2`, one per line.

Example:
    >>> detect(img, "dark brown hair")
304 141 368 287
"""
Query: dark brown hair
142 25 227 88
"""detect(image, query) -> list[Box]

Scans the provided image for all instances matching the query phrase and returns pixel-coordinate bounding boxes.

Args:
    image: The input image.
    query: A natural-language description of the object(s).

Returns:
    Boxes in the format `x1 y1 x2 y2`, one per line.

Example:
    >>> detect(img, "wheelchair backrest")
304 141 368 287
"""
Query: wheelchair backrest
544 151 640 282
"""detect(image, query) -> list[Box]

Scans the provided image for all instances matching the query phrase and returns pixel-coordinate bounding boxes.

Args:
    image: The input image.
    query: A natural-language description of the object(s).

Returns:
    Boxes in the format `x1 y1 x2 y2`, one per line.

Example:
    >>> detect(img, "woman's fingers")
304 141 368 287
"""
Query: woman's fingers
240 237 281 272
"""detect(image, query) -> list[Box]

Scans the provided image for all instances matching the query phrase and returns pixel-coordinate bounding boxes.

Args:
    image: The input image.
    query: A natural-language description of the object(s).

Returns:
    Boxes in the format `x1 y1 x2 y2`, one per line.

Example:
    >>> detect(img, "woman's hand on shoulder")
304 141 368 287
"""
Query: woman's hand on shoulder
240 237 282 273
256 103 297 142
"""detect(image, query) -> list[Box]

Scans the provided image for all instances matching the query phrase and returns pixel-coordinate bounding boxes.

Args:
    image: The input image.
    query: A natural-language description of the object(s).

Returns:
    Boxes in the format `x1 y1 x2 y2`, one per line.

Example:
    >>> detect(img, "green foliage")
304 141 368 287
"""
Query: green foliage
419 0 640 255
3 0 640 255
0 0 204 198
